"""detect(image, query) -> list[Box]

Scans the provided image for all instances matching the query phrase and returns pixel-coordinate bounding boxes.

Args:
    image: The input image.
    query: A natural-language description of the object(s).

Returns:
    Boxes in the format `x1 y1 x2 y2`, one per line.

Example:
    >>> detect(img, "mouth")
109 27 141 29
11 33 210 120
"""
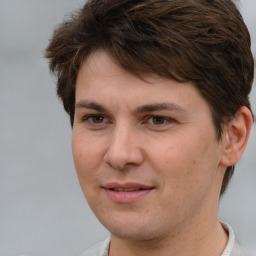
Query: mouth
102 182 155 203
109 188 145 192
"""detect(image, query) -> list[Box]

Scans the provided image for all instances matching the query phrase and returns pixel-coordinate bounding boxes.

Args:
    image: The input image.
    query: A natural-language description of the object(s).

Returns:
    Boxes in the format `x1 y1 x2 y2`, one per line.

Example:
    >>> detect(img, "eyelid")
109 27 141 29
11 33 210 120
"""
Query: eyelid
80 113 175 129
82 114 110 126
83 114 106 121
145 115 175 125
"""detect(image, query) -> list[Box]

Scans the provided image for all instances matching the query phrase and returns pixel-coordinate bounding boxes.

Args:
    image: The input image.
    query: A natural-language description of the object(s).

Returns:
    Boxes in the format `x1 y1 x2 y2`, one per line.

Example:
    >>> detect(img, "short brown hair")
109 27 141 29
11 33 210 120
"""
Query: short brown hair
45 0 254 196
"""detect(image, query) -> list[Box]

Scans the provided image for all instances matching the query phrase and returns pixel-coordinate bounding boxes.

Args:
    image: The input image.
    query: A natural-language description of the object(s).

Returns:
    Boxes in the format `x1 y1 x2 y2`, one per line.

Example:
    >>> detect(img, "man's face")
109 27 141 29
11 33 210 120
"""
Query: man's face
72 50 226 241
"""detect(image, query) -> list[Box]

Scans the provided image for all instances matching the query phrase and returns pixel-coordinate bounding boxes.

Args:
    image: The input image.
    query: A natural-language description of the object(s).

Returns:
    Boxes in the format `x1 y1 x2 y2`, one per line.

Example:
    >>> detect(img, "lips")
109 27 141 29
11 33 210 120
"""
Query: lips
110 188 142 192
102 182 154 203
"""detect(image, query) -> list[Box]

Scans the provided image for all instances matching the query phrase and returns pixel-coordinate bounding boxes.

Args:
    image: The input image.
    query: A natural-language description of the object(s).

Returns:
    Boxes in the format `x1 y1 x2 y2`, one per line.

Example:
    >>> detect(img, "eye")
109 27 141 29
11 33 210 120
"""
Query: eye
148 116 173 125
83 115 108 125
87 115 105 123
150 116 166 125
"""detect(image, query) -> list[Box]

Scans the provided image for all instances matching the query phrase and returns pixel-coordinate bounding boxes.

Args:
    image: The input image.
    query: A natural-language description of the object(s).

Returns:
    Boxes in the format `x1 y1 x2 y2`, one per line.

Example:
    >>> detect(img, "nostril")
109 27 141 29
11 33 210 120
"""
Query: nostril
104 144 144 170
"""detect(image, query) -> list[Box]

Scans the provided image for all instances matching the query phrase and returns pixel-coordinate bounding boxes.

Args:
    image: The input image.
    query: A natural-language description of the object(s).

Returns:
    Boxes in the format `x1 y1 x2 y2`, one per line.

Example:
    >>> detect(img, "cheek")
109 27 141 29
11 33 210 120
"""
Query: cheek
72 134 105 206
158 133 219 192
72 132 102 182
164 129 218 167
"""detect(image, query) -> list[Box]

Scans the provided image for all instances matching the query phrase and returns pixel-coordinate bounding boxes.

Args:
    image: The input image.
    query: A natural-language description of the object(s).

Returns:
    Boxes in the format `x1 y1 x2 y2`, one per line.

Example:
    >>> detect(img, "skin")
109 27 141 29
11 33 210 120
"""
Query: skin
72 50 252 256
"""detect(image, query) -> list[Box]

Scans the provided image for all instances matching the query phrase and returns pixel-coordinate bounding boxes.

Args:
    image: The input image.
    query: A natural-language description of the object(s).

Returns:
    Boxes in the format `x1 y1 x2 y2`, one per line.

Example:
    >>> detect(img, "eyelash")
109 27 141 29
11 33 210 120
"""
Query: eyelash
83 115 108 124
146 116 174 125
82 114 175 128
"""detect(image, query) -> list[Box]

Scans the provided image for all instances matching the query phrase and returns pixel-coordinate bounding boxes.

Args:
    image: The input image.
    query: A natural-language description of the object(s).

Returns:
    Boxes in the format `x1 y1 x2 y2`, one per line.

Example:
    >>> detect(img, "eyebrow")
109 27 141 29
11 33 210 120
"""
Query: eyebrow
75 100 107 112
75 101 185 114
136 103 185 113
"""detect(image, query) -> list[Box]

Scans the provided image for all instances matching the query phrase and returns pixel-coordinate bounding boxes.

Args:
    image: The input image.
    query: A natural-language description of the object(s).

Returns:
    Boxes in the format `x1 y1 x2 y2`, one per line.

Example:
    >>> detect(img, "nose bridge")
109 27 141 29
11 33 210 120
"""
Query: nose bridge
113 121 131 146
104 120 143 169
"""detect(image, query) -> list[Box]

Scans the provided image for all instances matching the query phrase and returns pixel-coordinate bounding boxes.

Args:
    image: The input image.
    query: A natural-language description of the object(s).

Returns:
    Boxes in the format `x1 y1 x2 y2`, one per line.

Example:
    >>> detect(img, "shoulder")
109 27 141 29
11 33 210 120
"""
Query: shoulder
79 237 110 256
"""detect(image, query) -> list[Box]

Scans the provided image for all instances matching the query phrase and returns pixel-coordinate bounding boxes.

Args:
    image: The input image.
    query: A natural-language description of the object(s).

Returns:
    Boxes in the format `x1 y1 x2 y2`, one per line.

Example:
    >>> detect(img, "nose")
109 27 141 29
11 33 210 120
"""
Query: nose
103 123 144 170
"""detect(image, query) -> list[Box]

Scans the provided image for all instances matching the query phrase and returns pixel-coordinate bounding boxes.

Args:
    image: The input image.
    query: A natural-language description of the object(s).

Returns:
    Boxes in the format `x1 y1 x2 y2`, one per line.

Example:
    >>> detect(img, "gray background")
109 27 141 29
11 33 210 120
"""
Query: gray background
0 1 255 256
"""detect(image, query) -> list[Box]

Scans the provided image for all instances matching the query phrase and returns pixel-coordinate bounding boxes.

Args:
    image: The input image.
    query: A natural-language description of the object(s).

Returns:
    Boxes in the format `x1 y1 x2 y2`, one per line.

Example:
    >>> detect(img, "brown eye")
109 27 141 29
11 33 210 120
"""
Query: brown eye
84 115 107 124
151 116 166 125
91 116 104 123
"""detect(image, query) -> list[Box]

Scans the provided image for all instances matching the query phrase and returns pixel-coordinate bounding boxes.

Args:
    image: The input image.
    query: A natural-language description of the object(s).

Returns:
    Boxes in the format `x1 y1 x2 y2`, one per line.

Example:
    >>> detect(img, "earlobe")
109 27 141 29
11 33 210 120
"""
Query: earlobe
220 106 253 167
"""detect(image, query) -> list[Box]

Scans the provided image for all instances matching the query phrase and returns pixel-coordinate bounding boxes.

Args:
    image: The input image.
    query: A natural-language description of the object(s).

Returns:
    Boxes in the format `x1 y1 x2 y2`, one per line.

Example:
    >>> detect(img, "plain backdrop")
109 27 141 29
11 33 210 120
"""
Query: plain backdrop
0 1 255 256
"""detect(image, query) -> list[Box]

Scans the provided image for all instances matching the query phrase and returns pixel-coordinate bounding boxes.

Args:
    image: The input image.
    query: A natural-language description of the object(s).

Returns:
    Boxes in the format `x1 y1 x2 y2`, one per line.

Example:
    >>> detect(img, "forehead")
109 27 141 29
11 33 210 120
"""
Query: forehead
76 50 211 115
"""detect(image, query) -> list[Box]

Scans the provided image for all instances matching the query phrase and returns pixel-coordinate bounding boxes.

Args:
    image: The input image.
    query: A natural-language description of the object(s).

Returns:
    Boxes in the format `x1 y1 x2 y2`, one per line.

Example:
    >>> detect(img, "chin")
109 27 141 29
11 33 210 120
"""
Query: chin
110 228 158 241
100 216 163 241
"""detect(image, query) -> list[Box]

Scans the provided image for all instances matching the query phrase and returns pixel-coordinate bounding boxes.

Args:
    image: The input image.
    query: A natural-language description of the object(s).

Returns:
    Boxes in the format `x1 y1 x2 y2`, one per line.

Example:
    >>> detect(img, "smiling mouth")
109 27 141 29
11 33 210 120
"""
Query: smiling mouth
103 182 154 191
103 183 155 203
109 188 144 192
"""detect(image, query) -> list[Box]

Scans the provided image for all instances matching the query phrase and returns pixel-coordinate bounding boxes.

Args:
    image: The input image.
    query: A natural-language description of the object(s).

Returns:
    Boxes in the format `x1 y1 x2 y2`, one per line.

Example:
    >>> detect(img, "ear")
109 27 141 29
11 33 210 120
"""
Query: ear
220 106 253 167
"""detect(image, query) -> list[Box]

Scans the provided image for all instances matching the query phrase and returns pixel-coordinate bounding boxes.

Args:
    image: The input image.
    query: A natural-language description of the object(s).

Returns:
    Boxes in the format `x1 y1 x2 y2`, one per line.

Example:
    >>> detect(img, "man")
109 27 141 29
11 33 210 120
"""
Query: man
45 0 254 255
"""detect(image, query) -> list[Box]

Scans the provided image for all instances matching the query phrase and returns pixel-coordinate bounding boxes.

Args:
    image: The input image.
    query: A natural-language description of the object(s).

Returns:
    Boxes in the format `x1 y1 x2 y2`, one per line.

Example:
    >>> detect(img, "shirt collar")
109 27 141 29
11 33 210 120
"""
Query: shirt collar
221 222 235 256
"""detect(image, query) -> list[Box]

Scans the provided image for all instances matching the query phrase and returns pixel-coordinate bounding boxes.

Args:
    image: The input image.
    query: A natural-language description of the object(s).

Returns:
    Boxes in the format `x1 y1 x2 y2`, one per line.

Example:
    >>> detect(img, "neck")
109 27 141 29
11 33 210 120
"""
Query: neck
109 217 228 256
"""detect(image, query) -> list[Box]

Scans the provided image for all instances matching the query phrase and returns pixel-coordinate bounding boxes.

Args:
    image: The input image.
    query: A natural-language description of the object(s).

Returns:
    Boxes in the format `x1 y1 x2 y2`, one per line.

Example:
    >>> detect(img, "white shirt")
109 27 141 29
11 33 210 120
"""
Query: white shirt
79 223 245 256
